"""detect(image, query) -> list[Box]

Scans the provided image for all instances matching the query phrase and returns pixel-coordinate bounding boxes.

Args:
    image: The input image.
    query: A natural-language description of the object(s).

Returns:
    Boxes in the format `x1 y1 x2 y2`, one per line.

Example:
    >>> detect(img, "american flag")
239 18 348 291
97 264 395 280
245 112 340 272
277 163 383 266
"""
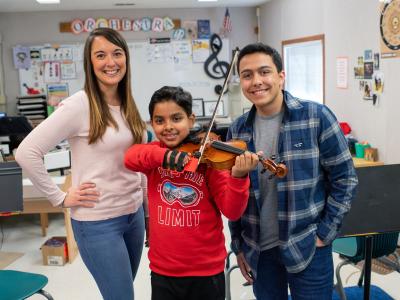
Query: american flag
223 8 232 34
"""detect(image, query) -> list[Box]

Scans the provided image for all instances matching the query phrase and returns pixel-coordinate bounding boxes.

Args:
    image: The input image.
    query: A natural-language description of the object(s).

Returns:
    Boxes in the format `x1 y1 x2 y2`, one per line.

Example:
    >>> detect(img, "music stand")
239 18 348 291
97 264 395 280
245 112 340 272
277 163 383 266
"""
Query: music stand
338 164 400 300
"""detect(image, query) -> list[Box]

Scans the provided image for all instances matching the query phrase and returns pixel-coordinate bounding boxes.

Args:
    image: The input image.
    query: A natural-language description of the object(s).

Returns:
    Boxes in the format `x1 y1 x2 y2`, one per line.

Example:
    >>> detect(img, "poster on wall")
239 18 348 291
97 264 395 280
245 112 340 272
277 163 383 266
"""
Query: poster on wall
47 83 69 107
336 57 348 89
363 81 373 100
146 43 173 64
197 20 211 39
44 61 61 83
172 41 192 71
19 61 46 96
363 62 374 79
192 39 210 63
61 62 77 79
372 71 384 95
182 20 198 40
13 46 31 69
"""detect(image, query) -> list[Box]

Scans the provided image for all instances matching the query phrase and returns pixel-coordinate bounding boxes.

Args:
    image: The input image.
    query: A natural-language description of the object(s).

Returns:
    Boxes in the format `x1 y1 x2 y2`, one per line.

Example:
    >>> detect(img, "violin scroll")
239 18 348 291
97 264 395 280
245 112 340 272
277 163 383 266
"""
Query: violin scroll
259 156 288 178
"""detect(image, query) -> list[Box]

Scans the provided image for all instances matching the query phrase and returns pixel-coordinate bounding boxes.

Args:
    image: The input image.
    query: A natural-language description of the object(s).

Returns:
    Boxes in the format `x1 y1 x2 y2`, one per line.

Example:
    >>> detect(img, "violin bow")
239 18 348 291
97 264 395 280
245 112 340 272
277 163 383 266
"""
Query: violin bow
184 48 240 172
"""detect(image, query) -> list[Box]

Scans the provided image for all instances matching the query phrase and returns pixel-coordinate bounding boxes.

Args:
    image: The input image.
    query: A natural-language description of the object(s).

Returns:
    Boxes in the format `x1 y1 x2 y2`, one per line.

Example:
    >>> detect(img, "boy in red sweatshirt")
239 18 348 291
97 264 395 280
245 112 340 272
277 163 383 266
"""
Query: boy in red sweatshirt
124 86 259 300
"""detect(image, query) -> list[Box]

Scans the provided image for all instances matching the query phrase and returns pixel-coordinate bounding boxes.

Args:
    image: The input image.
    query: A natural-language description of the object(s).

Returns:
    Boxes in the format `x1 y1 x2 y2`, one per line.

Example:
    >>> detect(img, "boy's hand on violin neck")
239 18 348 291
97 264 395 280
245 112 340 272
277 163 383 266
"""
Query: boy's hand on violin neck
231 151 259 178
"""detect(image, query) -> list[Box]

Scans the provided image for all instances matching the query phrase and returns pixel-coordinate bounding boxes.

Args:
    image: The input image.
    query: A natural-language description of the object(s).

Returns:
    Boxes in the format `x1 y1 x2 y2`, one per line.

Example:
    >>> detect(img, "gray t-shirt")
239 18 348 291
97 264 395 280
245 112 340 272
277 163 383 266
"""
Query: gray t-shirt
254 110 283 251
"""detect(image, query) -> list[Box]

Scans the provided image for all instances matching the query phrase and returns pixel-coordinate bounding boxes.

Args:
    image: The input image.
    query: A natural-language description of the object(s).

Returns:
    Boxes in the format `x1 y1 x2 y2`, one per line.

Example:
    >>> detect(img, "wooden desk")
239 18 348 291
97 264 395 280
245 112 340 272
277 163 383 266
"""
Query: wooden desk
22 175 78 263
352 157 384 168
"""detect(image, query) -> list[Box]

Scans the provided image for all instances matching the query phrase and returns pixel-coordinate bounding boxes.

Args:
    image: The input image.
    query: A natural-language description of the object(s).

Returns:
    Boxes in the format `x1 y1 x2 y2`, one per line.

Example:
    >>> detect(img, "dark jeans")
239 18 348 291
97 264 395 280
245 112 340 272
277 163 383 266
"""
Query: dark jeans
253 245 333 300
71 206 145 300
151 271 225 300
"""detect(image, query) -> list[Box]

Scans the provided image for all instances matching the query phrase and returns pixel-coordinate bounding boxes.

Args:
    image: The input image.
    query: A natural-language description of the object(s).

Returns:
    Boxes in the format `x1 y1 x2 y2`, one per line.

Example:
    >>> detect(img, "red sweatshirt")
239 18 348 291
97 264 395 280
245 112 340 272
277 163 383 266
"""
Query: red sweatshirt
124 141 250 276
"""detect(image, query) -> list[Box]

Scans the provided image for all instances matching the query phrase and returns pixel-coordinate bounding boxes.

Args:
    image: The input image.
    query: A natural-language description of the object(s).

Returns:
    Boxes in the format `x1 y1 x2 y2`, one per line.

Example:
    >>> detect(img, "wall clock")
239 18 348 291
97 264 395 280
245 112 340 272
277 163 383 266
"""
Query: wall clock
380 0 400 57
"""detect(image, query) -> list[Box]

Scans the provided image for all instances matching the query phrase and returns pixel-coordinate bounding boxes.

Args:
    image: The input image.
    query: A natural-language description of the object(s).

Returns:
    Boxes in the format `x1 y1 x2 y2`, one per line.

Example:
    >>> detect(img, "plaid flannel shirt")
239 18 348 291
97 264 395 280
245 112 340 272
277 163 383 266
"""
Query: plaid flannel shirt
228 91 358 274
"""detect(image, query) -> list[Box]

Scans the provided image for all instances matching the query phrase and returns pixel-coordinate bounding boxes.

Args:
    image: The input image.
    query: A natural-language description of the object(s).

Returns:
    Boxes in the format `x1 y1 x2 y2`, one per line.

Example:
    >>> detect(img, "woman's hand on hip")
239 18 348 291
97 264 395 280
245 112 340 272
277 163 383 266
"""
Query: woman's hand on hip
63 182 100 208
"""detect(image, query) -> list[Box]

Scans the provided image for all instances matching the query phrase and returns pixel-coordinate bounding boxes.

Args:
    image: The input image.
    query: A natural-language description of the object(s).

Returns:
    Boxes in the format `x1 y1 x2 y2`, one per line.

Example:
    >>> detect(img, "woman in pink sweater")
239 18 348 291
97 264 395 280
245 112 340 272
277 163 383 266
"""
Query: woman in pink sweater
16 28 147 300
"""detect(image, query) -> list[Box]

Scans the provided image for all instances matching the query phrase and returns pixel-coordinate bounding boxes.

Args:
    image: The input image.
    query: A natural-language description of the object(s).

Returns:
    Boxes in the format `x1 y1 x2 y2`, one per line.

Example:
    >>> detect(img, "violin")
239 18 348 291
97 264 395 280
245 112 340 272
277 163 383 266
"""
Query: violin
178 132 288 178
179 45 288 178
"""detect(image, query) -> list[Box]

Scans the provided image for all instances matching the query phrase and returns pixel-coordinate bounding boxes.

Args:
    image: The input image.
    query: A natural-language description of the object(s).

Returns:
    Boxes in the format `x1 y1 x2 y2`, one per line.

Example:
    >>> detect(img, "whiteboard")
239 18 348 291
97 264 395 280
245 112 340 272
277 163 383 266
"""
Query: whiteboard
18 39 230 121
129 39 229 121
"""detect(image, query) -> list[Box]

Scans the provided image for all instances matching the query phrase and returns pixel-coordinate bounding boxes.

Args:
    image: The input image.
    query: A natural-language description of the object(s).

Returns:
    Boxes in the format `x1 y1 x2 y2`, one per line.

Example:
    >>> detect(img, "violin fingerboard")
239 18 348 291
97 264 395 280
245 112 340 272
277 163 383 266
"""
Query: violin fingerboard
211 141 245 155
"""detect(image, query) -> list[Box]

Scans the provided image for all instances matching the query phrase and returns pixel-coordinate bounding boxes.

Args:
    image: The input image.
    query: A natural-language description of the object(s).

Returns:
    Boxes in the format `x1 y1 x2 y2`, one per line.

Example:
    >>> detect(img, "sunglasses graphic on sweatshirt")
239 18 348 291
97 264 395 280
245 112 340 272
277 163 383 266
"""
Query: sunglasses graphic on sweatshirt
160 181 202 208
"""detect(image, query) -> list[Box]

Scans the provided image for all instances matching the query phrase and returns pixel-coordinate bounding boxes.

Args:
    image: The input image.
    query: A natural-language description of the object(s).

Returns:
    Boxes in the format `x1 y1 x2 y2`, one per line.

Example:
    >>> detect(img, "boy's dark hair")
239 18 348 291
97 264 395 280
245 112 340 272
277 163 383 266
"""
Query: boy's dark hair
237 43 283 73
149 86 193 119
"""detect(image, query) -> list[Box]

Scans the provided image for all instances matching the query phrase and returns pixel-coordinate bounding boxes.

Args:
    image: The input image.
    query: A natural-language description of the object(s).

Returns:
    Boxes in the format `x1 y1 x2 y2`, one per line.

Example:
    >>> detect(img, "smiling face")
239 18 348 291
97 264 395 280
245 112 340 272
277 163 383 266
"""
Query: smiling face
90 36 126 92
239 52 285 116
151 100 195 149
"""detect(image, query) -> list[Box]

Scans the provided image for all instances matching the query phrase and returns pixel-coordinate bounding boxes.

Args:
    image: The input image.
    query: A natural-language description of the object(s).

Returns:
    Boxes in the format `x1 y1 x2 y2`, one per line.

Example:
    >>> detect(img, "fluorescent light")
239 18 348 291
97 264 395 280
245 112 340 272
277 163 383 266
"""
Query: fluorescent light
36 0 60 4
198 0 218 2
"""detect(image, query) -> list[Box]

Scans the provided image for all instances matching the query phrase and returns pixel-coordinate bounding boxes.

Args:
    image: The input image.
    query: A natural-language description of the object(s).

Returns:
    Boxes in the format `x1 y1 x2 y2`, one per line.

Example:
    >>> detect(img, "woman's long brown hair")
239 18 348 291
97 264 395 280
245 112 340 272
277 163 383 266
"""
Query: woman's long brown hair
83 27 145 144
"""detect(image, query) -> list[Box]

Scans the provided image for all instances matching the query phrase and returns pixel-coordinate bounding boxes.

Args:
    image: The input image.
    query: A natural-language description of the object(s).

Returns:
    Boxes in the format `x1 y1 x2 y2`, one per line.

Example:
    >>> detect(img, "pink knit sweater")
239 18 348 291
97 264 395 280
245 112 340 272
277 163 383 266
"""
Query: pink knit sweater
16 91 147 221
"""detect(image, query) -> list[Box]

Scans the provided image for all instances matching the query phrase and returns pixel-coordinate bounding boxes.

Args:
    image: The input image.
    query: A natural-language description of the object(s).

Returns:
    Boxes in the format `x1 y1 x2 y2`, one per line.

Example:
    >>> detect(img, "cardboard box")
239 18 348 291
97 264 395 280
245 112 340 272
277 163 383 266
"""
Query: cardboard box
41 236 68 266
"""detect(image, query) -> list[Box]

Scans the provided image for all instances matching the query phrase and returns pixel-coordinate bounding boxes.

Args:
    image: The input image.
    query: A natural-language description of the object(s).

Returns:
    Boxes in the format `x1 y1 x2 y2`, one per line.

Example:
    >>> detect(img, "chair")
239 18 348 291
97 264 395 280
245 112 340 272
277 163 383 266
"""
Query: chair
225 250 240 300
0 270 54 299
225 251 254 300
333 232 400 300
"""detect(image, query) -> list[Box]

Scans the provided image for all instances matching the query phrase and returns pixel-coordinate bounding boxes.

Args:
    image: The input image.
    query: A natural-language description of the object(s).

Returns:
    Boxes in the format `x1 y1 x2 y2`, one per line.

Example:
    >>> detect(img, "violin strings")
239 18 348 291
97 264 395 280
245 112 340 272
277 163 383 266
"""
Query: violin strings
210 141 245 155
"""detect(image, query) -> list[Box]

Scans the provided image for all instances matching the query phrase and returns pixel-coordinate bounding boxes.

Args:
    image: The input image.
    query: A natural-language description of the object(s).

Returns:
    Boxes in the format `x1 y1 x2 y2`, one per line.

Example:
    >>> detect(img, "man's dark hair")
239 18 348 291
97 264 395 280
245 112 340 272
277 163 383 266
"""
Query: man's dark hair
237 43 283 73
149 86 192 119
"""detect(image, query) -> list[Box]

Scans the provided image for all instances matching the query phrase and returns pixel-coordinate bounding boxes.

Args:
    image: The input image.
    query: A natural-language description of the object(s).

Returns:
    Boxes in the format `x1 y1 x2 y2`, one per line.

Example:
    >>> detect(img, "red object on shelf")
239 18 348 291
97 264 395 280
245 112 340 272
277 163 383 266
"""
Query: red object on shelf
340 122 351 135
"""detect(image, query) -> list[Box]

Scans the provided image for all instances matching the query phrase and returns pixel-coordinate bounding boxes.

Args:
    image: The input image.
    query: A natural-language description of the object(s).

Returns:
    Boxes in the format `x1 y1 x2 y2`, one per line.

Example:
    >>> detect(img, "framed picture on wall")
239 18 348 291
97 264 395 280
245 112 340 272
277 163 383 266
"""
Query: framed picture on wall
192 98 204 117
364 62 373 79
204 100 224 117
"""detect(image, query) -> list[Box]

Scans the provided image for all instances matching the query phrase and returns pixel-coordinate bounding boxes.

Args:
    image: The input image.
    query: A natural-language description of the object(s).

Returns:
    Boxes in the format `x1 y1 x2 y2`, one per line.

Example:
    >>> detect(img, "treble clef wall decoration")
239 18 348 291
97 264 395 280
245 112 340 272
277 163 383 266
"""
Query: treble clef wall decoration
204 34 230 95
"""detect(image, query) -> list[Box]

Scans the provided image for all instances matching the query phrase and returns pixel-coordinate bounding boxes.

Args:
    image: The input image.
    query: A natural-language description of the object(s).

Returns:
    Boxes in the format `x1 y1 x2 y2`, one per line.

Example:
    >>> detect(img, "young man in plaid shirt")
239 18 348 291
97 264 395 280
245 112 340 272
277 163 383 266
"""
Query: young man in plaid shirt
228 43 358 300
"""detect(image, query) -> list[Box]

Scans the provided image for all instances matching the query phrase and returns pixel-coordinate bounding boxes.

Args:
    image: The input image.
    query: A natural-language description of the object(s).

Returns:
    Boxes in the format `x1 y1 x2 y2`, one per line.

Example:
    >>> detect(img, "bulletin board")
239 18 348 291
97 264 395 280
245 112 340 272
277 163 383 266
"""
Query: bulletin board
18 44 85 99
17 38 229 121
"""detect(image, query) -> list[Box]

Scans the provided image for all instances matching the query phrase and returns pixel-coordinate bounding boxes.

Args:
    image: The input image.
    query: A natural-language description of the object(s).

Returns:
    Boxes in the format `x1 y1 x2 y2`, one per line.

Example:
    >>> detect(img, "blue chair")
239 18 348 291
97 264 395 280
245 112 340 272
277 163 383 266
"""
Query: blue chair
333 232 399 300
0 270 54 299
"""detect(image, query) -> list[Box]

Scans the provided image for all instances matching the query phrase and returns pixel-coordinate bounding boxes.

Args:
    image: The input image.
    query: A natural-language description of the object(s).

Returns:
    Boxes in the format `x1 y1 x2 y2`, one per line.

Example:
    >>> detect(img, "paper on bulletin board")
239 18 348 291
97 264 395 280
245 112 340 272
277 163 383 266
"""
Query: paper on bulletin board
146 43 173 64
173 41 192 71
61 62 76 79
192 39 210 63
47 83 69 107
44 61 61 83
19 61 46 96
336 57 348 89
13 46 31 69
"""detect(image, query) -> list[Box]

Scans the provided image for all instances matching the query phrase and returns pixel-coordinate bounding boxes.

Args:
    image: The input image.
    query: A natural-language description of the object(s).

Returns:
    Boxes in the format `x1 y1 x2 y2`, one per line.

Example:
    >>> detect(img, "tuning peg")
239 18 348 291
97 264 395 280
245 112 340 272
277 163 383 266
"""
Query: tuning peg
268 174 274 180
271 154 277 160
261 169 267 174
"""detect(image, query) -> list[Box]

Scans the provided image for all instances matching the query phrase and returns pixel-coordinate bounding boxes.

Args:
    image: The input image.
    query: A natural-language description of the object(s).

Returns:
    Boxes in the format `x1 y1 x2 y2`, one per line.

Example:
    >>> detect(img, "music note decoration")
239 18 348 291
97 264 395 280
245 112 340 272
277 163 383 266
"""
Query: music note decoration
204 34 230 80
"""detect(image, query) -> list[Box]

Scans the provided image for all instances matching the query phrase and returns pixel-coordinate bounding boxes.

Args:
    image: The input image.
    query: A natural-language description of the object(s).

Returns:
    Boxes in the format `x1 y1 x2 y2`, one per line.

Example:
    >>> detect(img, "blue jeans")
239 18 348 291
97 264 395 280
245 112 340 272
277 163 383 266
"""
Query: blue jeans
71 206 145 300
253 245 333 300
